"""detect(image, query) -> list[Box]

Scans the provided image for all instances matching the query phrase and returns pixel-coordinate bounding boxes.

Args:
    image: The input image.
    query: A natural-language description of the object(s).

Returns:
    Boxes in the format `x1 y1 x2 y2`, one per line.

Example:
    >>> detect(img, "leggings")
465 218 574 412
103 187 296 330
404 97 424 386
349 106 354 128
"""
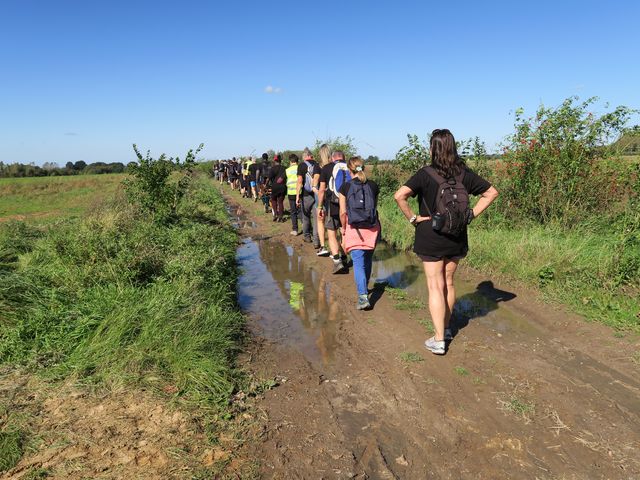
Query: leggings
270 193 285 217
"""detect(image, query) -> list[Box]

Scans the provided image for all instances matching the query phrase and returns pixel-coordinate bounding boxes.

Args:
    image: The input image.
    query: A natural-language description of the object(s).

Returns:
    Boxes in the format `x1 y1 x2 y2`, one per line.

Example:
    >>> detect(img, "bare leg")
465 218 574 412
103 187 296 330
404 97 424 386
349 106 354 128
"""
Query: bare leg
423 260 446 341
327 229 341 256
443 259 459 329
317 210 326 248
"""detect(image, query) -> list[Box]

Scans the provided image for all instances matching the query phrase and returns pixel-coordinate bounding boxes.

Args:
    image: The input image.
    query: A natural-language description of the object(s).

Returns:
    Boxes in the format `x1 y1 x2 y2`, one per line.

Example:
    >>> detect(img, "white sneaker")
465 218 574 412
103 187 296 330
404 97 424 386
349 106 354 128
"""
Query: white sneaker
444 328 453 341
290 230 299 236
424 337 446 355
316 247 330 257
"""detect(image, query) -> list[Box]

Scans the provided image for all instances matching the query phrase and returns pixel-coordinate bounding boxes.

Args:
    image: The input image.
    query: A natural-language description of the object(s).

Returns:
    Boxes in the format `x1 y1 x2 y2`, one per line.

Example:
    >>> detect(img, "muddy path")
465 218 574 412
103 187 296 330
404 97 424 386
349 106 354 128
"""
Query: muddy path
223 185 640 480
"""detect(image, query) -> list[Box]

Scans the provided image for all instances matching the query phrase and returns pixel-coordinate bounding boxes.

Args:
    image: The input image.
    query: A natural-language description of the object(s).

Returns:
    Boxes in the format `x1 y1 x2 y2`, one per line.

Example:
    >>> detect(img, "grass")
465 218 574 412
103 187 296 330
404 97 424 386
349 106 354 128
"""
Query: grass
0 175 244 407
454 366 469 376
0 430 23 471
501 396 535 419
0 174 126 223
376 196 640 332
399 352 424 363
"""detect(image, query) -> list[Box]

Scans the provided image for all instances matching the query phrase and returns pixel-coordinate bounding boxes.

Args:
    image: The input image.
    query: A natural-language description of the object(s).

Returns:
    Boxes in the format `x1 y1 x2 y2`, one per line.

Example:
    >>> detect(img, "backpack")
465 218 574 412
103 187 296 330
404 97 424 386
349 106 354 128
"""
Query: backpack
423 166 469 237
346 180 377 228
303 160 315 193
328 162 351 205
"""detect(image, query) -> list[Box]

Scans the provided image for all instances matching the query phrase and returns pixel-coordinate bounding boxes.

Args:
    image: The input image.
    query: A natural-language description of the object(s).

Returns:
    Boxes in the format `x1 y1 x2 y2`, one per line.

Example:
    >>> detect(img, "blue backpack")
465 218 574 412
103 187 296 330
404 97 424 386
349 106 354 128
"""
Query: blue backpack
346 180 377 228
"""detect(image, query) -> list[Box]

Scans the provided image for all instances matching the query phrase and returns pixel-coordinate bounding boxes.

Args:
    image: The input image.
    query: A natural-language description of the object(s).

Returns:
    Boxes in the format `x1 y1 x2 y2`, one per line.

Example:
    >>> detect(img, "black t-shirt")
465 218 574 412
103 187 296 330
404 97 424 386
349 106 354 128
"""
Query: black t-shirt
269 164 287 193
339 179 380 205
248 163 258 181
319 162 342 216
297 161 321 195
404 166 491 257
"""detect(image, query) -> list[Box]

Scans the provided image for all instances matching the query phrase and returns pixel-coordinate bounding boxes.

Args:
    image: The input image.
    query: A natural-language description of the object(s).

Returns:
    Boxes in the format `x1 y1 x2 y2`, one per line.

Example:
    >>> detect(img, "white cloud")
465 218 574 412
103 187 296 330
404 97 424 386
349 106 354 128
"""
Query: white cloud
264 85 282 94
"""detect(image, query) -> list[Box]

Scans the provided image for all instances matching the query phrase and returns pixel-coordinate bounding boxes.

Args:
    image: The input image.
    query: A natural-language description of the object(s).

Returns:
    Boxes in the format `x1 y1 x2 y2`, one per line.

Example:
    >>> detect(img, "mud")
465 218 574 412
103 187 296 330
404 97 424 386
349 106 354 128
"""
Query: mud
226 186 640 480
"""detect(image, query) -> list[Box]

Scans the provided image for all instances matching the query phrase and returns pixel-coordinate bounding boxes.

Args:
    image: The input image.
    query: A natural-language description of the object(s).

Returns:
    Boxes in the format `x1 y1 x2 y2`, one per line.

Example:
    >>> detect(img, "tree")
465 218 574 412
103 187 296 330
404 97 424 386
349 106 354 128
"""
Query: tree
74 160 87 171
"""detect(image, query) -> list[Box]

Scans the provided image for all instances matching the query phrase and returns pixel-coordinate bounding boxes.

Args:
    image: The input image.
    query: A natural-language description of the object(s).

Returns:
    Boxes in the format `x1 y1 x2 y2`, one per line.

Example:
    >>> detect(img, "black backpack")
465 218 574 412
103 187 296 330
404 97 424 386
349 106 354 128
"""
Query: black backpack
346 180 377 228
423 166 469 237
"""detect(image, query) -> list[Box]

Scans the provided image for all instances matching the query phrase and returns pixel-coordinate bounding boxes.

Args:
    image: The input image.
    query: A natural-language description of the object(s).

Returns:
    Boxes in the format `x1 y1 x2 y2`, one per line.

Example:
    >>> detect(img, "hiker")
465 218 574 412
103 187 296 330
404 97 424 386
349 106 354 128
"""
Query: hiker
286 153 300 235
318 149 350 274
315 144 331 257
338 156 381 310
248 155 260 201
296 148 321 248
394 128 498 355
268 154 287 222
229 158 238 190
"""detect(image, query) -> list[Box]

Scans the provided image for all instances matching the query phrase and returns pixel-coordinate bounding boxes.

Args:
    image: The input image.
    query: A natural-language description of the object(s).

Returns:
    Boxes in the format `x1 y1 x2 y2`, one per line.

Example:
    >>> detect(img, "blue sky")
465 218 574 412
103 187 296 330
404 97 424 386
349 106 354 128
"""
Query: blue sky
1 0 639 165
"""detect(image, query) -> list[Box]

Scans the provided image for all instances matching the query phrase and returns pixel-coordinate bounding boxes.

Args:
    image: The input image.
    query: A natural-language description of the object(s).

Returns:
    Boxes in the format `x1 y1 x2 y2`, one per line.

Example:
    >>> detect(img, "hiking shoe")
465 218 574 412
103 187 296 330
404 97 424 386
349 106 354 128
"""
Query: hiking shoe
317 247 330 257
254 196 258 203
290 230 299 236
424 337 446 355
445 328 453 341
303 236 313 243
356 294 371 310
332 259 347 274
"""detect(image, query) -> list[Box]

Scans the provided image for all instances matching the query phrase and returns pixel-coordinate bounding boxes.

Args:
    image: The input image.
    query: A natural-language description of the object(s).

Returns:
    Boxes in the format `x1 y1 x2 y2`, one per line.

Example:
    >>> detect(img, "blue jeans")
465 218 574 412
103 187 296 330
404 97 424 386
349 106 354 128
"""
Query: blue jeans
350 249 374 296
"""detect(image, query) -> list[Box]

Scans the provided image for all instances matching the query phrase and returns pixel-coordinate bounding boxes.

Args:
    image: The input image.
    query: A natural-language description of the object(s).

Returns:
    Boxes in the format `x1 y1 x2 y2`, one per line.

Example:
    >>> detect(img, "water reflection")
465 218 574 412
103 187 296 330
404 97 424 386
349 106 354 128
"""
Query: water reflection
237 238 341 364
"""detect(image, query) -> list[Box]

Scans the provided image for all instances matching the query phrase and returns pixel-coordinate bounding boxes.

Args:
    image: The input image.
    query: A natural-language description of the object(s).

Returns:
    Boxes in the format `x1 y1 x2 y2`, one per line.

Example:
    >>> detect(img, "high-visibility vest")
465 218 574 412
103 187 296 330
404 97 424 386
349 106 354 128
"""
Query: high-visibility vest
286 165 298 196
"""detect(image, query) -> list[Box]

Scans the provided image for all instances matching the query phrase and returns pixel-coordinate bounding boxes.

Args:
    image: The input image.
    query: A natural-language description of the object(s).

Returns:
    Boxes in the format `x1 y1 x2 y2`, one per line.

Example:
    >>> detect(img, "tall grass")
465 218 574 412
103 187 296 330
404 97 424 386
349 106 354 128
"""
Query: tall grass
0 176 244 404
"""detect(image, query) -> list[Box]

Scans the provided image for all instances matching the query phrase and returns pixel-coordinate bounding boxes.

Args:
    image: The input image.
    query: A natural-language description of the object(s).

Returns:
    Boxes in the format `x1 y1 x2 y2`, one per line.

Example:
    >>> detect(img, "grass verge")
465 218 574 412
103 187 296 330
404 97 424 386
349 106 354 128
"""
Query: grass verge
0 175 244 406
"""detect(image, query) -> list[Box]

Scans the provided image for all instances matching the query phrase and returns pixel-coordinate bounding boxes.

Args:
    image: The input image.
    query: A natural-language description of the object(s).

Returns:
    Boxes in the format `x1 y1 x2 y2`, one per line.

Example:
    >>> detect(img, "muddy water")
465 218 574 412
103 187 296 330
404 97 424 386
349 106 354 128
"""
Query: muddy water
237 237 342 364
371 242 530 334
234 205 525 364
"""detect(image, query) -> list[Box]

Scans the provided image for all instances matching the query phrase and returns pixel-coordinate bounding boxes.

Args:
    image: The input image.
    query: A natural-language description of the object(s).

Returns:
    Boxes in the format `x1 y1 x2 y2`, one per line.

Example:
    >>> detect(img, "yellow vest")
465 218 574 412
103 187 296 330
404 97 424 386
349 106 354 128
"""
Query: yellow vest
286 165 298 196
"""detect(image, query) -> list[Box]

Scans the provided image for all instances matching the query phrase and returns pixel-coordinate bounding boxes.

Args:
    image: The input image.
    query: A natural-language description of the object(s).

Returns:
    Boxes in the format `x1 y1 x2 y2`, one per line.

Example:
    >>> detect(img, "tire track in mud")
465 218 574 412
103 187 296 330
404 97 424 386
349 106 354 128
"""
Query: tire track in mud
223 187 640 480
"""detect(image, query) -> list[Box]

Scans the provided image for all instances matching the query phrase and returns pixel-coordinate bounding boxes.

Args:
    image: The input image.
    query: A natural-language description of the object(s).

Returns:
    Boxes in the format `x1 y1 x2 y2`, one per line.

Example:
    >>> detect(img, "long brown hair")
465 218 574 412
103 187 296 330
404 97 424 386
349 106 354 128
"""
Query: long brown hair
430 129 464 178
348 156 366 183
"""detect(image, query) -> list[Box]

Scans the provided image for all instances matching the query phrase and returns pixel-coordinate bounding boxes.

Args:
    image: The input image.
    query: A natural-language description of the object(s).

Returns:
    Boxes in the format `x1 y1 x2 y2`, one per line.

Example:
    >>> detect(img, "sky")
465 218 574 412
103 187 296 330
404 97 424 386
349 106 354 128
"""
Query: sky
1 0 639 165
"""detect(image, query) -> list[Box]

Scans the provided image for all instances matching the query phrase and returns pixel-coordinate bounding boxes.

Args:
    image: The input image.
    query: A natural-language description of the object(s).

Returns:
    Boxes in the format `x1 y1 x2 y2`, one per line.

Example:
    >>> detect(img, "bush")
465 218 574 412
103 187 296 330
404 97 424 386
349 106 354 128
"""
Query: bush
124 144 203 223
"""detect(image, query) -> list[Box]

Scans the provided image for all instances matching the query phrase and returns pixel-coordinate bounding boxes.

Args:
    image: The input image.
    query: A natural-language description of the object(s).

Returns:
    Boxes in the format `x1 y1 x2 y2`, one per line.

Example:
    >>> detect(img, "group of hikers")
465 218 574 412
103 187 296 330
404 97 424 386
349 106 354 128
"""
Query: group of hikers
213 129 498 355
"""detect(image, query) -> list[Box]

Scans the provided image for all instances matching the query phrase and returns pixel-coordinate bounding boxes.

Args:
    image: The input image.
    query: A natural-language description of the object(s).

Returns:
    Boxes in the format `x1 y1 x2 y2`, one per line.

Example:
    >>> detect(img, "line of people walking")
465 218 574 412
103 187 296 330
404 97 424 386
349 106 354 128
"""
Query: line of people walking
213 129 498 355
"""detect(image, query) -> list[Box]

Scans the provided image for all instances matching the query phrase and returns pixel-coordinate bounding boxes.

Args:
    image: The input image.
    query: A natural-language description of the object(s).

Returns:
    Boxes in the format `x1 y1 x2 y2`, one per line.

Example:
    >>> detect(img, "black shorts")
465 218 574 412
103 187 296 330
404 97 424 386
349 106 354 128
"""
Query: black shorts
418 254 466 262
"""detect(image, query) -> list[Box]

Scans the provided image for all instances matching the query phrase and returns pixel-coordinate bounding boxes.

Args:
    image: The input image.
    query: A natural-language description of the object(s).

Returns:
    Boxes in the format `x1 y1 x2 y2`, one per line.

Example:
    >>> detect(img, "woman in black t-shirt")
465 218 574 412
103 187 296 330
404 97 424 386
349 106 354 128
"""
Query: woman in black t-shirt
268 155 287 222
394 129 498 355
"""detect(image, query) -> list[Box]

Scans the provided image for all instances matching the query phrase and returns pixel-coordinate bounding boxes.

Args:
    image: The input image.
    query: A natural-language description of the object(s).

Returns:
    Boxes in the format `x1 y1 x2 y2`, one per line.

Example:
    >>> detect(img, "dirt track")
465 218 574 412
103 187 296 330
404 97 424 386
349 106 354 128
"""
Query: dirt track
224 186 640 480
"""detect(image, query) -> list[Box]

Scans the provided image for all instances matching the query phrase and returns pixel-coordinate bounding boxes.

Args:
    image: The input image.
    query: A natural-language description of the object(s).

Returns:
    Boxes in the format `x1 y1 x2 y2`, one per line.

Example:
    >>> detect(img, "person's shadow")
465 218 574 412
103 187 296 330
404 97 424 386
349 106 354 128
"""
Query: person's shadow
452 281 516 336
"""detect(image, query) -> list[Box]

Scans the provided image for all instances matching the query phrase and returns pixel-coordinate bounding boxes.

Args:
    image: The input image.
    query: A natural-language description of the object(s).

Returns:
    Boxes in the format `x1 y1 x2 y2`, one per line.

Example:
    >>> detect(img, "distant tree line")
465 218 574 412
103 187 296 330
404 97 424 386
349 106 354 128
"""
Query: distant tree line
0 160 134 178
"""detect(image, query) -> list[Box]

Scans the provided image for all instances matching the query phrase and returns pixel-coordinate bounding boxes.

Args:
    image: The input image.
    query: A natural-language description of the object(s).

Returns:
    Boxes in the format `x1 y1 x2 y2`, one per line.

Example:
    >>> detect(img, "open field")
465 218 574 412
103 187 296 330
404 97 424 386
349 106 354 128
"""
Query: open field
0 174 126 223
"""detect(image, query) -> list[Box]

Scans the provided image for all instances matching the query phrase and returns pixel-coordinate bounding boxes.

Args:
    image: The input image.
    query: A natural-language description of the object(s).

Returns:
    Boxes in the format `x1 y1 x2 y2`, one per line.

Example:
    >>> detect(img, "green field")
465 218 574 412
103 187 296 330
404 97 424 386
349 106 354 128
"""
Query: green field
0 174 126 223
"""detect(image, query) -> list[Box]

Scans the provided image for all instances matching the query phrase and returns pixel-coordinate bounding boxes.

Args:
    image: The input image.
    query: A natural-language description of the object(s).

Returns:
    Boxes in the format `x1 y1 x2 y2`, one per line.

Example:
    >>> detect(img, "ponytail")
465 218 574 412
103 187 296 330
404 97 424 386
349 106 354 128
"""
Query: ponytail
348 156 366 183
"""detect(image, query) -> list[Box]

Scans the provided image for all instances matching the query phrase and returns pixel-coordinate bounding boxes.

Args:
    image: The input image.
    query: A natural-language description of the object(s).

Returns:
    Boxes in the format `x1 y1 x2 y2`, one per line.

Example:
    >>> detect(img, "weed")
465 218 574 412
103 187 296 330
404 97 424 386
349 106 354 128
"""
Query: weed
24 468 52 479
399 352 424 363
417 317 435 334
631 351 640 365
501 396 535 420
472 376 486 385
454 366 469 376
613 331 625 338
0 429 23 472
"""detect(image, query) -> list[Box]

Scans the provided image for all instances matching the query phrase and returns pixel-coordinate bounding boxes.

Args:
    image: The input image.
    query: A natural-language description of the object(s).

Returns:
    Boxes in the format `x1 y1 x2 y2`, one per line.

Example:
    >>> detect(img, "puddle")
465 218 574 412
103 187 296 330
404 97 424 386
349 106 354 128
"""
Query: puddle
371 242 529 334
237 237 342 364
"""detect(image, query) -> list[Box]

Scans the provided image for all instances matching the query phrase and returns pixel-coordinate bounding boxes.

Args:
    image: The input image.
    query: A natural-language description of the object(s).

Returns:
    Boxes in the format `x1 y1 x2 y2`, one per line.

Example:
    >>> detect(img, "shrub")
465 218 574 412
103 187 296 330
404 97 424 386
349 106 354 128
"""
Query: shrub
124 144 203 223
